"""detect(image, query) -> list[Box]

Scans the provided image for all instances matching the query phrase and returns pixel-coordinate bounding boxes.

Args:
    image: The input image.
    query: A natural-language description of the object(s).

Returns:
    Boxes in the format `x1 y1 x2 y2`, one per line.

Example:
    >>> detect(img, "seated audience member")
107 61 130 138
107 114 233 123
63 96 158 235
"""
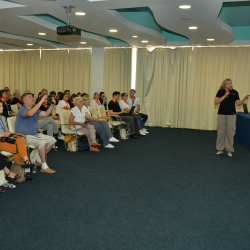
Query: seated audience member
16 93 57 174
4 87 12 103
81 93 88 97
50 91 58 105
127 89 148 127
91 92 101 107
0 154 21 192
36 89 48 103
23 90 30 94
119 93 148 136
0 101 35 168
56 91 62 101
82 95 119 148
37 97 64 140
11 90 23 108
64 90 71 98
0 89 16 118
99 92 108 110
56 93 71 115
69 97 101 152
77 92 82 97
108 91 140 139
69 94 77 108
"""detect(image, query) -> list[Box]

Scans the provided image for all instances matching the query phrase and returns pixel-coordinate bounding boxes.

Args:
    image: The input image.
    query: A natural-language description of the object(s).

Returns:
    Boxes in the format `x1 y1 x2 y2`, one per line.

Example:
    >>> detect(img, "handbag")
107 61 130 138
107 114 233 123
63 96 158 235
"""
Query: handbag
10 162 25 183
119 128 127 140
64 135 77 152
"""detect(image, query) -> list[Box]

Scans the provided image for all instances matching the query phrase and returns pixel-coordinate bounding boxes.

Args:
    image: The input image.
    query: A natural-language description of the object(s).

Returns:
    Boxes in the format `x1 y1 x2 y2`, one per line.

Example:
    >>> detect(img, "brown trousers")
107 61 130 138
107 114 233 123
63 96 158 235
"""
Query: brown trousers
216 114 236 152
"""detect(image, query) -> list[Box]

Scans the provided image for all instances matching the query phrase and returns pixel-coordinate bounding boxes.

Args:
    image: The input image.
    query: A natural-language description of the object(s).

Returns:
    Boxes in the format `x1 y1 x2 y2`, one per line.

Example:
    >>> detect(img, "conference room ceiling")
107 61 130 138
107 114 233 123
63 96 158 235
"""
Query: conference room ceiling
0 0 249 49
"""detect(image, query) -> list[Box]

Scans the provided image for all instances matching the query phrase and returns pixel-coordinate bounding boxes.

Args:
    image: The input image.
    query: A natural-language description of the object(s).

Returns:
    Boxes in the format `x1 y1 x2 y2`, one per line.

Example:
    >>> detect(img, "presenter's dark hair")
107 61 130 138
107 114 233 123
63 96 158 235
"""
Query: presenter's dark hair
113 91 120 96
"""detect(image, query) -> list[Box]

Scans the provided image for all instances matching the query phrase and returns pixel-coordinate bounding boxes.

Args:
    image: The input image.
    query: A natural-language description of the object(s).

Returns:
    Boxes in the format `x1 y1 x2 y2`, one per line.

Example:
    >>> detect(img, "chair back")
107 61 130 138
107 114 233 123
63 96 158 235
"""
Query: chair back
7 117 16 133
89 106 98 119
11 105 18 113
98 106 107 121
51 105 57 116
59 110 72 134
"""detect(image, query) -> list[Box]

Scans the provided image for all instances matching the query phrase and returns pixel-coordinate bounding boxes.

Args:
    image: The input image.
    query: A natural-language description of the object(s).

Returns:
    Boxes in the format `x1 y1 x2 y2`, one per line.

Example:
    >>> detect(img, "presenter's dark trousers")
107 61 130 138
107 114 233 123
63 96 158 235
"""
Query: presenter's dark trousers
139 113 148 124
120 114 139 135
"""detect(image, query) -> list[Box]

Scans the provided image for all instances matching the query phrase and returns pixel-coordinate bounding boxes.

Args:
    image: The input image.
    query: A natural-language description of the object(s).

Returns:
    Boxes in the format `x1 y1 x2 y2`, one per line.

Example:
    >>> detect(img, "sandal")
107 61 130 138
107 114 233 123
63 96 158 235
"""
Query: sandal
21 159 36 169
0 188 5 193
6 170 20 180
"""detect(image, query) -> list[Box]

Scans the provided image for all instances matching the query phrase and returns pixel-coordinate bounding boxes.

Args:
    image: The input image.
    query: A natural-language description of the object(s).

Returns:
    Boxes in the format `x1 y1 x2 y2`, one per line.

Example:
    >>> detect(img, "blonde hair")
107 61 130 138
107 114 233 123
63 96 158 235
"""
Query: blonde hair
73 96 83 106
82 95 90 101
219 78 233 90
13 90 20 96
93 92 98 99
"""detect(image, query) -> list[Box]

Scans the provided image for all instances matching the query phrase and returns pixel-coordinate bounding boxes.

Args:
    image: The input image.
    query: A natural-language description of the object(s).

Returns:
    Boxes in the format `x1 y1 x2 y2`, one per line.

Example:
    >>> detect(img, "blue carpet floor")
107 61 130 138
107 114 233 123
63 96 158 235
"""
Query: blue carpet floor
1 127 250 250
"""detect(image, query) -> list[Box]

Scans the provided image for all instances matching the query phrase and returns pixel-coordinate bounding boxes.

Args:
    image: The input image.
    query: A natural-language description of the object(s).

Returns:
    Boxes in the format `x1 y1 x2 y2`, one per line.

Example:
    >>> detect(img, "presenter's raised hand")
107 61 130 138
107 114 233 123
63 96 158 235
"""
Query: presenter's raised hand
224 91 230 97
244 95 249 100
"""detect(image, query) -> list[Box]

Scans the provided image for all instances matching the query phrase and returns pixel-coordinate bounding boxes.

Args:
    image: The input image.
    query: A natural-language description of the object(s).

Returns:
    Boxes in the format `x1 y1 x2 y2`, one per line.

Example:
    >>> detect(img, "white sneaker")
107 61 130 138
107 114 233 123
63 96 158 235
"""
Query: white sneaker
109 137 119 143
228 152 233 157
142 129 149 134
216 151 223 155
139 130 146 136
58 135 65 140
104 144 115 148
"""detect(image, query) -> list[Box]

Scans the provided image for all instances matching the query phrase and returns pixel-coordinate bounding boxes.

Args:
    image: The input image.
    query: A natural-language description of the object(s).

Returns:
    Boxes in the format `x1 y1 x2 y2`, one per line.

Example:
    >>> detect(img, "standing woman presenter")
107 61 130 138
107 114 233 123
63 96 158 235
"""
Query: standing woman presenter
214 78 249 157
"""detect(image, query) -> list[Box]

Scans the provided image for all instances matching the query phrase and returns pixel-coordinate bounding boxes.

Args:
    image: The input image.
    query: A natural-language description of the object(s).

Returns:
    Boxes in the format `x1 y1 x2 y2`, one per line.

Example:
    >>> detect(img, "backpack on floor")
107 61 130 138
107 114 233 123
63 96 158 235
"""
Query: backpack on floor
64 136 77 152
77 136 90 151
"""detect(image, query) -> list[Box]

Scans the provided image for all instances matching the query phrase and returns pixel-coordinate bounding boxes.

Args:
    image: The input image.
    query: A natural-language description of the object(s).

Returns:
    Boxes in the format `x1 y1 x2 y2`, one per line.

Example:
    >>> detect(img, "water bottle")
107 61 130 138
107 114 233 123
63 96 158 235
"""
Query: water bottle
3 183 16 188
32 166 37 174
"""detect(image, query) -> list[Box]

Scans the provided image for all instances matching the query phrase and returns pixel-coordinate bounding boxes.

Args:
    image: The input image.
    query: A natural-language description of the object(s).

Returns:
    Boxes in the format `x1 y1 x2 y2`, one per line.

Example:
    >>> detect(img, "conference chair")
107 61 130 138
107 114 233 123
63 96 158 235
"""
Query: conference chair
59 110 84 153
10 105 18 113
89 106 99 119
51 105 57 116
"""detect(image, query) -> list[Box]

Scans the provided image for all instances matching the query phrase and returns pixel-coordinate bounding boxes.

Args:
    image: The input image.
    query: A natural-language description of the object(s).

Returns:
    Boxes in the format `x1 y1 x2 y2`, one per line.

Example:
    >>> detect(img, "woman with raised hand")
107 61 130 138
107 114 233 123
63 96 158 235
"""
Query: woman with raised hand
69 97 100 152
214 78 249 157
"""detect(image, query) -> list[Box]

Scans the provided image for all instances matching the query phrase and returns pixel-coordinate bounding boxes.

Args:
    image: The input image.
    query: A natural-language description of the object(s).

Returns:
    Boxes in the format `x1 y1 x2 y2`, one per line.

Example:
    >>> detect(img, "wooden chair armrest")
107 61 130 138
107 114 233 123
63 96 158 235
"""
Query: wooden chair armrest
59 123 71 125
99 116 111 120
38 129 43 134
13 133 26 138
109 115 120 118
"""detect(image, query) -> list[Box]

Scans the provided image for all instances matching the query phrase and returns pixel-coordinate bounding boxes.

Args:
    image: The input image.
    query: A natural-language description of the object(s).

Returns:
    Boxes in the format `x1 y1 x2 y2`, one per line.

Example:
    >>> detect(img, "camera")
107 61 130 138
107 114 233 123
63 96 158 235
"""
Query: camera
1 137 16 144
47 95 55 105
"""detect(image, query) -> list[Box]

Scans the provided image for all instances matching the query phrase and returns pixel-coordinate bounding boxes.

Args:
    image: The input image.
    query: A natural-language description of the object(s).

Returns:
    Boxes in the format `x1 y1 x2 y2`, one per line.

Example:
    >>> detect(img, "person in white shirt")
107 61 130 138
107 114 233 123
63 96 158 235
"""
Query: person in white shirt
56 93 71 115
91 92 102 107
82 95 119 148
69 97 101 152
127 89 148 133
119 93 148 136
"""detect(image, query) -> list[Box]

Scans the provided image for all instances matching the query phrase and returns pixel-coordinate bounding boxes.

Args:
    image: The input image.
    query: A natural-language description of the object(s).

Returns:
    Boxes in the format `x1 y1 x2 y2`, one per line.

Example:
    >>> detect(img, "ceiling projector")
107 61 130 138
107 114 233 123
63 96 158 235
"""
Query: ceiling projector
57 5 81 36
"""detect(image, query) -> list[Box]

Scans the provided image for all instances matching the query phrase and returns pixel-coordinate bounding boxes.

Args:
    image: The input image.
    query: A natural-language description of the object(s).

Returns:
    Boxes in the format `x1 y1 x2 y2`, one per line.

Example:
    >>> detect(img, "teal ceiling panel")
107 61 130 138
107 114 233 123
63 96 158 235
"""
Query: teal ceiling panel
116 7 188 42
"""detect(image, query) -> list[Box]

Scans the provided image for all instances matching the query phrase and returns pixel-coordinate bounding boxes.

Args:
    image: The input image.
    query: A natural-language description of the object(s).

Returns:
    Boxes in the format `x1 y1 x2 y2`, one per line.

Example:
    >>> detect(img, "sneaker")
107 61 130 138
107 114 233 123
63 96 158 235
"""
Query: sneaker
104 144 115 149
58 135 65 140
40 167 56 174
109 137 119 143
216 151 223 155
139 130 146 136
228 152 233 157
142 129 149 134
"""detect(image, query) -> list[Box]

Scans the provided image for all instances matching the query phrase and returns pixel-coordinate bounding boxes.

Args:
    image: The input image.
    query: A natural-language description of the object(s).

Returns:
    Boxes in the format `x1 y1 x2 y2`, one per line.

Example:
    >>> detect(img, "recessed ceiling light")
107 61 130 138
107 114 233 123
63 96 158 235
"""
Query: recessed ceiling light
109 29 117 32
80 42 87 44
38 33 46 35
170 47 176 49
207 38 214 41
27 44 33 46
189 26 197 30
141 40 148 43
75 12 86 16
179 5 191 9
132 36 138 38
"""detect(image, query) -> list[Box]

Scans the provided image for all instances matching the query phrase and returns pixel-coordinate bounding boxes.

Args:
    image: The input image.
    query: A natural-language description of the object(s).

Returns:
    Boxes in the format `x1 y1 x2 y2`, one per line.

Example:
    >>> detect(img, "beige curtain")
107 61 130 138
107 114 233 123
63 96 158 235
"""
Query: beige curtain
103 48 132 101
136 47 250 130
0 49 91 96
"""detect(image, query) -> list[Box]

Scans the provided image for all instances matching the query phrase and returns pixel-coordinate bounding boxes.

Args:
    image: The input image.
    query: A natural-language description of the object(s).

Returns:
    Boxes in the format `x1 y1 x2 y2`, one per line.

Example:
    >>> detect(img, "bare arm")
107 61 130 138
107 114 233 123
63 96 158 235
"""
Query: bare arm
236 95 249 106
38 106 54 118
85 112 98 121
214 92 229 105
109 110 124 115
24 95 47 117
135 104 140 113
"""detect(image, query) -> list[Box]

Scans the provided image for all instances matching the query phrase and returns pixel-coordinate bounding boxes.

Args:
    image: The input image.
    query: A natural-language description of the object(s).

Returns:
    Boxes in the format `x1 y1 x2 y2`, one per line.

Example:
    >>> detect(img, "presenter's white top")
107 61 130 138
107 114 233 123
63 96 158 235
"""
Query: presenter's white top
56 100 70 115
119 99 130 110
70 106 86 129
127 96 140 110
91 99 101 107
